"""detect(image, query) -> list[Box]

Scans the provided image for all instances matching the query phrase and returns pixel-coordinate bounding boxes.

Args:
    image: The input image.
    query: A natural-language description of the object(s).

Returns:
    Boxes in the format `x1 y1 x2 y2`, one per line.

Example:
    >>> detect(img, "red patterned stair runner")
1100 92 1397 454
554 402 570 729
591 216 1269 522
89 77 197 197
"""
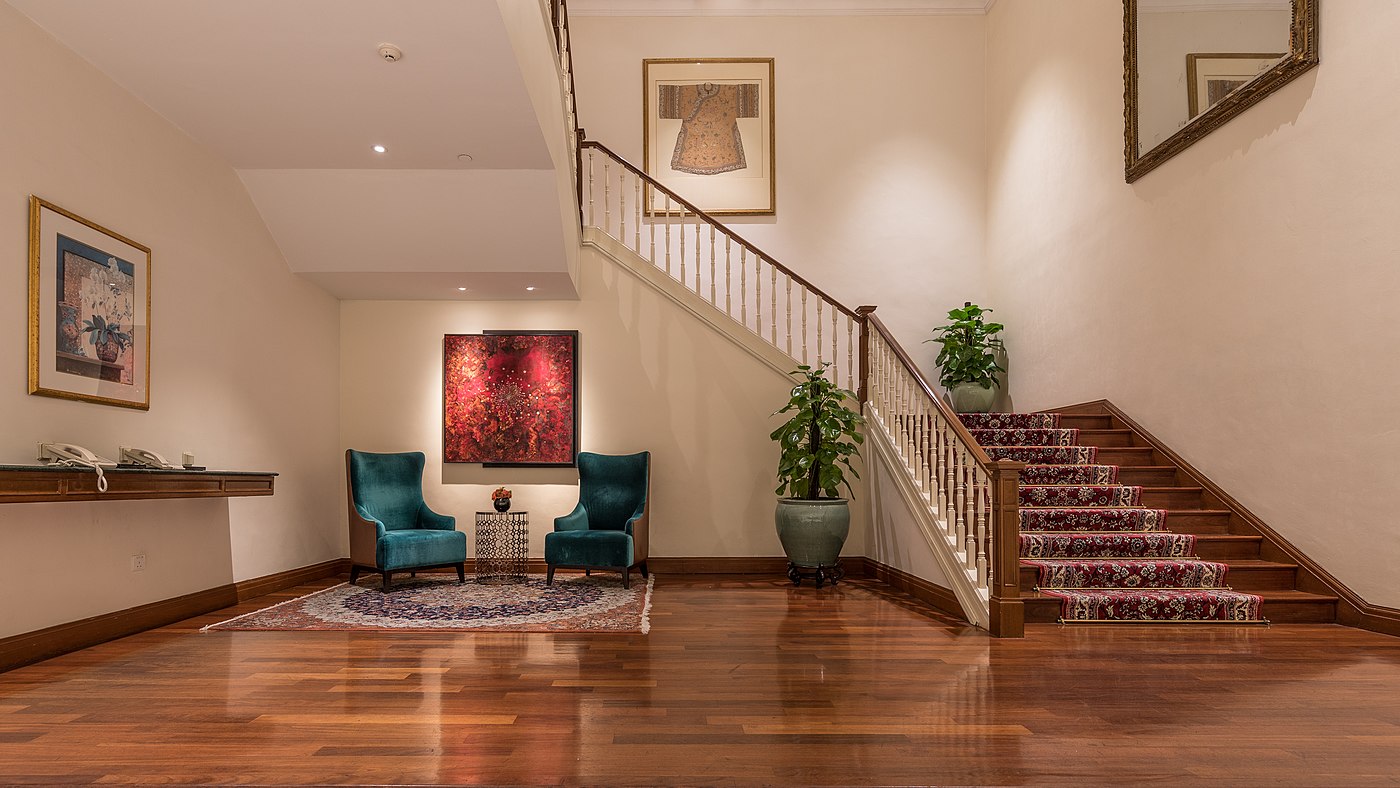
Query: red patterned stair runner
961 412 1263 623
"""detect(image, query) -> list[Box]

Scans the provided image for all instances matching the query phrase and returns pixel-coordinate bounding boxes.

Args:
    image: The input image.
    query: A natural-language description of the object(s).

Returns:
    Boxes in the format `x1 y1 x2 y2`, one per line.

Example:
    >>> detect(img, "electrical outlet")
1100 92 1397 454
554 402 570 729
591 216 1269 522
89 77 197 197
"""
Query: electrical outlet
131 554 146 572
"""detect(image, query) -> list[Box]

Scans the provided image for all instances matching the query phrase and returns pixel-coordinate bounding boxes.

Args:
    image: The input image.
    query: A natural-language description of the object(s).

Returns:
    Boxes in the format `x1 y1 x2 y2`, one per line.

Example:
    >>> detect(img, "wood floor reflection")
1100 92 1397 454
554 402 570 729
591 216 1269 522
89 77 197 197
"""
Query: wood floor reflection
3 575 1400 785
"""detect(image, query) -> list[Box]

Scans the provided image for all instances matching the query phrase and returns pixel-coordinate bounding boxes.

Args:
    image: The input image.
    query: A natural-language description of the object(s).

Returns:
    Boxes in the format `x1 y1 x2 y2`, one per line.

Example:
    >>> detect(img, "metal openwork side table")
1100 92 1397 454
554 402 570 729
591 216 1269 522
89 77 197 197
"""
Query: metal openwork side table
474 511 529 584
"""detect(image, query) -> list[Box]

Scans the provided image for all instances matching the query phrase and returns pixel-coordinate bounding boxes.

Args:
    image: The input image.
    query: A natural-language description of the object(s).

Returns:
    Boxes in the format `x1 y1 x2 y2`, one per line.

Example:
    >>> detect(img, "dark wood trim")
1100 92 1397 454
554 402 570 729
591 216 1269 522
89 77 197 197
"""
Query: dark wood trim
987 460 1025 638
0 466 275 504
863 558 965 621
856 305 876 403
0 584 236 674
1045 399 1400 638
234 559 349 602
579 140 857 320
1 558 349 674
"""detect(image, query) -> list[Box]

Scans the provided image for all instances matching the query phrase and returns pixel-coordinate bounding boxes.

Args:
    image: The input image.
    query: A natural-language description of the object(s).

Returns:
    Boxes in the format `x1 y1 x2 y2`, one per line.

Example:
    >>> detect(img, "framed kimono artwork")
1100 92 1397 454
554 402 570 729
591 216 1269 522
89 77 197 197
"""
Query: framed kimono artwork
643 58 775 216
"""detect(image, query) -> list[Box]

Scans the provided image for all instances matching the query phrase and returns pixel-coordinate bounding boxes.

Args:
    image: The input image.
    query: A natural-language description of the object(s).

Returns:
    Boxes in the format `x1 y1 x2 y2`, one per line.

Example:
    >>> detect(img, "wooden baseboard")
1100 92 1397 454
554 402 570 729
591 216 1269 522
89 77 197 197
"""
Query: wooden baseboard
0 558 349 674
234 558 349 602
862 558 966 621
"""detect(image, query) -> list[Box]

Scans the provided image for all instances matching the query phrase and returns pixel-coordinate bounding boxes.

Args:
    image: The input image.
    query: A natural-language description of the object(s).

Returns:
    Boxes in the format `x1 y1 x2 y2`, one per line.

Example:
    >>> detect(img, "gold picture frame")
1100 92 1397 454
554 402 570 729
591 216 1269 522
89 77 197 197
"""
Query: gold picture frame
28 196 152 410
1186 53 1286 118
643 57 776 216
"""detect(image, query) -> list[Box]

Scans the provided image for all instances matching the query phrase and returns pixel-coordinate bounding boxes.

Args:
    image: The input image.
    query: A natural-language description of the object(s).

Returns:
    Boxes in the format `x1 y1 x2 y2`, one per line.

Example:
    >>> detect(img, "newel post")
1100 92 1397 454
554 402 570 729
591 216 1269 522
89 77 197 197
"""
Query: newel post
987 459 1025 638
855 305 877 404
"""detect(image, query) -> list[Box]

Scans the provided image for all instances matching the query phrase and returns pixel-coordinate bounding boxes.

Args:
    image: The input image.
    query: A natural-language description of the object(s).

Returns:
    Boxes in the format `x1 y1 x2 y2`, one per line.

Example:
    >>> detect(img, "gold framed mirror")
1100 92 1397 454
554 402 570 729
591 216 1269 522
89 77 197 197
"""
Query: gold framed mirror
1124 0 1319 183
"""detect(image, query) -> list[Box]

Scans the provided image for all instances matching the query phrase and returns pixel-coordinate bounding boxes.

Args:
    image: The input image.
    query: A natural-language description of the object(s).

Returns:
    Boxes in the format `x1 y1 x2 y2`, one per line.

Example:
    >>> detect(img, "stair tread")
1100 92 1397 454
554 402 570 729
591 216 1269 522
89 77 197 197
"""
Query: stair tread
1025 588 1336 602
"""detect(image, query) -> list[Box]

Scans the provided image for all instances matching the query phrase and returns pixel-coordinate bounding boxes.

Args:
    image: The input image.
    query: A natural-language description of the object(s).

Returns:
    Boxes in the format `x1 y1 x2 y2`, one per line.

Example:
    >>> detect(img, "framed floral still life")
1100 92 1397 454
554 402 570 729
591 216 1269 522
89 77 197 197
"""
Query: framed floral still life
643 58 775 216
28 197 151 410
443 331 579 467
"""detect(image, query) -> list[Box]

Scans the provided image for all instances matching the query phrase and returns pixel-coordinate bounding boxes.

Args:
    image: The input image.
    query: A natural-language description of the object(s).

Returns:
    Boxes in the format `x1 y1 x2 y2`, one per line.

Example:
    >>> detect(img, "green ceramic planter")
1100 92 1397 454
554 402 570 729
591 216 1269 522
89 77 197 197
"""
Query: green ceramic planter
951 382 997 413
775 498 850 568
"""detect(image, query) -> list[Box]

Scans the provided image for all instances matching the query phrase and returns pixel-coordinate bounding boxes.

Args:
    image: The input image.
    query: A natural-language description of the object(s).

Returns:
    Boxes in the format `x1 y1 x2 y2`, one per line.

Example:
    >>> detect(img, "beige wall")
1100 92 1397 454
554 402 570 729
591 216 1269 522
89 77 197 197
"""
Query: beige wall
985 0 1400 605
570 13 990 377
0 4 342 636
340 248 868 561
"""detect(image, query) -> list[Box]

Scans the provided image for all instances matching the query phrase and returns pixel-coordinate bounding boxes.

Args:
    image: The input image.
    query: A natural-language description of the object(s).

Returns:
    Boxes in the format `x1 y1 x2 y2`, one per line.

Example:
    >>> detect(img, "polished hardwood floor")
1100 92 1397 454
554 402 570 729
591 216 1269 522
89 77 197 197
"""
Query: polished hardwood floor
3 575 1400 786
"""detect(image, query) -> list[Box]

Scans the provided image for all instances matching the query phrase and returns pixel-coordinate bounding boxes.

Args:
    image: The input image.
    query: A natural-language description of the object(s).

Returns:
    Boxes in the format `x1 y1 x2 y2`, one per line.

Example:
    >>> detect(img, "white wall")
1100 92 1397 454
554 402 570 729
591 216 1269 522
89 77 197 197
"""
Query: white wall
0 4 342 636
340 248 868 561
570 13 991 377
985 0 1400 606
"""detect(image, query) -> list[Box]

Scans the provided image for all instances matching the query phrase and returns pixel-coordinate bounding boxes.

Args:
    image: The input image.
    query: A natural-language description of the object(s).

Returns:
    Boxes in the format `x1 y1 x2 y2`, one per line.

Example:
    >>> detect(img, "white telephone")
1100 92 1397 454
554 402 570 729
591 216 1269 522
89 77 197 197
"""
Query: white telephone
38 443 117 492
120 446 180 470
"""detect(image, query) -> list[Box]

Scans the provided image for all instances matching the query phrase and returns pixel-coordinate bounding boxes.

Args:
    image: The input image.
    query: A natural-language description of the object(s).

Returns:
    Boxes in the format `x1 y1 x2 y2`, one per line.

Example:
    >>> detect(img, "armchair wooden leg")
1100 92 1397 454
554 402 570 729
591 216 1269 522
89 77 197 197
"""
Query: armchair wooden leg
585 568 590 577
547 566 556 585
640 561 648 579
622 566 631 589
381 571 391 591
349 566 361 586
456 563 465 584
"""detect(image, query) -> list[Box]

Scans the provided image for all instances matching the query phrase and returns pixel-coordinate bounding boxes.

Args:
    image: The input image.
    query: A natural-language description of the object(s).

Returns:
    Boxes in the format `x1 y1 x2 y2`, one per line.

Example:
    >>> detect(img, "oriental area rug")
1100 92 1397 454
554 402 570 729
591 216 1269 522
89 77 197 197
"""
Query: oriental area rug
962 412 1264 623
203 574 653 634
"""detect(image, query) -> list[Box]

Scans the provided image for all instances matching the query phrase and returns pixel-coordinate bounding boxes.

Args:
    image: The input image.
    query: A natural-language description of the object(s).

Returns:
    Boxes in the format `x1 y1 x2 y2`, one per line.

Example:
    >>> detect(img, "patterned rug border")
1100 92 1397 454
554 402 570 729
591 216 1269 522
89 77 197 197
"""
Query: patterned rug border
201 575 654 634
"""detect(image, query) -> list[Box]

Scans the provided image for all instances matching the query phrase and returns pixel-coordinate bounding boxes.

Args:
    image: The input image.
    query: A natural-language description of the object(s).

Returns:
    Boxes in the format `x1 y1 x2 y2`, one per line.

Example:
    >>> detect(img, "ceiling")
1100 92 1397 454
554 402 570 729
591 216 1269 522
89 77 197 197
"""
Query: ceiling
569 0 997 15
7 0 574 300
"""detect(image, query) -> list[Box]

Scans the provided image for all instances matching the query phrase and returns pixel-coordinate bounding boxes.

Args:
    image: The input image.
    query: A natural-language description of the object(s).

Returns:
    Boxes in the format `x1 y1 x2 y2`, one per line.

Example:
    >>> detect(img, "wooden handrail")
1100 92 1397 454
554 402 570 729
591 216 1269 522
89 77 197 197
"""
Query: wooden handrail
579 140 860 320
862 311 995 469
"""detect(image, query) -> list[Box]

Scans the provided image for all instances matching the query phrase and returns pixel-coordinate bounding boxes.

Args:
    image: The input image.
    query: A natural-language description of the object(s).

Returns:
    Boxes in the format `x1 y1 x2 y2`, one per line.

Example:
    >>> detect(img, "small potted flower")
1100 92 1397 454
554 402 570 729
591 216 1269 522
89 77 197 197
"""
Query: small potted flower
491 486 513 512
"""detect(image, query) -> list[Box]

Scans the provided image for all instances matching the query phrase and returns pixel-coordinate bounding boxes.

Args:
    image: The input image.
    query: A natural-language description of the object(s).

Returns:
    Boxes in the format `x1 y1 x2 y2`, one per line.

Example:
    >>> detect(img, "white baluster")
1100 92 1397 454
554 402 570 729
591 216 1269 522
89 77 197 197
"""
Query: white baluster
946 439 958 535
846 315 854 393
771 266 778 345
664 197 672 276
679 210 686 283
832 309 839 385
694 215 702 293
618 167 625 241
634 176 641 253
800 287 808 364
725 236 732 316
976 472 989 588
740 247 747 327
587 151 595 228
649 187 656 265
709 224 716 305
966 462 979 571
816 299 824 368
785 277 793 355
603 161 611 235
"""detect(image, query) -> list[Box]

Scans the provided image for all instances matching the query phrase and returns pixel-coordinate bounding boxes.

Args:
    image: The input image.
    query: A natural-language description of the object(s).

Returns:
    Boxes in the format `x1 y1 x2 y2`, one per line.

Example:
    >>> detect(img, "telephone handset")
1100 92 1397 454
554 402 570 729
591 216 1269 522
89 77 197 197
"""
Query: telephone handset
120 446 180 470
38 443 117 492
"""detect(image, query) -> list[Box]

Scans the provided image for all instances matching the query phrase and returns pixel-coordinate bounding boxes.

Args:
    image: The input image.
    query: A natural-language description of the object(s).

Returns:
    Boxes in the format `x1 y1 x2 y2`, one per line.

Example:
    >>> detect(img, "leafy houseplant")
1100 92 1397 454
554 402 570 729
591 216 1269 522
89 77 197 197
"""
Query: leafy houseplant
926 302 1005 413
770 363 864 586
82 315 132 364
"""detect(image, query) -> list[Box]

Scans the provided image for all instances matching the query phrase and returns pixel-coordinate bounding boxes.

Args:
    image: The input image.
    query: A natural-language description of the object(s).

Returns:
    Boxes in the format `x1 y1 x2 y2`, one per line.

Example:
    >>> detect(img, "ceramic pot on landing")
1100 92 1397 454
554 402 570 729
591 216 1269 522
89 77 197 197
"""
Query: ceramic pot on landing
950 382 997 413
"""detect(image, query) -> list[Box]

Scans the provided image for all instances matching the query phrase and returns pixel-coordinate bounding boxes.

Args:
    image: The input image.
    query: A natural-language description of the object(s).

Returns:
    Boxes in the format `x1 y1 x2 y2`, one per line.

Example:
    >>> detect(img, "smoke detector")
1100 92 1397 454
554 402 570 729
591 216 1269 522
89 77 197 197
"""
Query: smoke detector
378 43 403 63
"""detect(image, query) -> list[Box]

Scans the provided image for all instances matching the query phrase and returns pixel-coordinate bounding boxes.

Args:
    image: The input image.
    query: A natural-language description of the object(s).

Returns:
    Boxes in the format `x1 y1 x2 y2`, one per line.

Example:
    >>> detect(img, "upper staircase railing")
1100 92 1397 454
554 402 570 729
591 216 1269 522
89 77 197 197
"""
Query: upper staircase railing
580 141 864 392
550 0 1022 636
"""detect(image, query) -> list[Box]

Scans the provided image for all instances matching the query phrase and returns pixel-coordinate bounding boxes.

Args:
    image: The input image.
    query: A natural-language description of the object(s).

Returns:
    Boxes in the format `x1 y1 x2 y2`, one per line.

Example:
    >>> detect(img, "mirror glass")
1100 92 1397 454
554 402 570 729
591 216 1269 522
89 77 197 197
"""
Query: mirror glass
1125 0 1319 182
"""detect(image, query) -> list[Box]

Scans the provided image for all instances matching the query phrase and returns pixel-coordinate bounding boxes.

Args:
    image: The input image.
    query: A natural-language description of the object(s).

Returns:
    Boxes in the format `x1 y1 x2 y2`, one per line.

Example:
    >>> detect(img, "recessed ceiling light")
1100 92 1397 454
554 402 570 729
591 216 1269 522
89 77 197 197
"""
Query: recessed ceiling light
457 153 474 162
525 286 537 292
457 287 468 292
373 144 386 154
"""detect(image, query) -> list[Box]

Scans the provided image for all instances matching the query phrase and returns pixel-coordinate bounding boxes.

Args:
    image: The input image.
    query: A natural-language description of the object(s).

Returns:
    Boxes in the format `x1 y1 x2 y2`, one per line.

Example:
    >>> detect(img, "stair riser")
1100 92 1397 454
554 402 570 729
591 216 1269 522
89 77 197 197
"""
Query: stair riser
1115 468 1180 486
1140 489 1205 508
1054 415 1113 430
1222 567 1298 591
1159 512 1233 534
1075 430 1136 448
1023 596 1337 624
1093 448 1158 466
1194 539 1264 561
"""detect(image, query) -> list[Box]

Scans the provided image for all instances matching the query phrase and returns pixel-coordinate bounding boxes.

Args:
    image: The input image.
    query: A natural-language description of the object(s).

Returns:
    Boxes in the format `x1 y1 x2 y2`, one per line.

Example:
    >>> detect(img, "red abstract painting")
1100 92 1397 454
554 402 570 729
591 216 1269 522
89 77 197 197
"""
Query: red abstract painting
443 332 578 466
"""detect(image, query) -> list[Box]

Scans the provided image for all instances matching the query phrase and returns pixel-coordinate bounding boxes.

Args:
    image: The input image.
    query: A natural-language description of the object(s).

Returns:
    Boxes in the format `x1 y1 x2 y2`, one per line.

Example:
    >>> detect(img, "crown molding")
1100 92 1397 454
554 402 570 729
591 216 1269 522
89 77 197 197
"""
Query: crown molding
569 0 996 17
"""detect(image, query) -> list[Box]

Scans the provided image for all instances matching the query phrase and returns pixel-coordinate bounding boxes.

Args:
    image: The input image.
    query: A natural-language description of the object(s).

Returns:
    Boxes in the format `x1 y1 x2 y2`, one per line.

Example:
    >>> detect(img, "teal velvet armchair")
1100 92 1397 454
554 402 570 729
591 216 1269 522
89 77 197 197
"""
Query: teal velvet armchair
546 451 650 589
345 449 466 590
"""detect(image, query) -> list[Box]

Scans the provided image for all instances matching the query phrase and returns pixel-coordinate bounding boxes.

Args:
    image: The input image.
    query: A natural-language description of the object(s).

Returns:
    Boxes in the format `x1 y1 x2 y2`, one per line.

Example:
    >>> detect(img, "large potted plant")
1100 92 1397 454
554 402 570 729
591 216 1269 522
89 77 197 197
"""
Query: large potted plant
770 362 864 587
926 302 1005 413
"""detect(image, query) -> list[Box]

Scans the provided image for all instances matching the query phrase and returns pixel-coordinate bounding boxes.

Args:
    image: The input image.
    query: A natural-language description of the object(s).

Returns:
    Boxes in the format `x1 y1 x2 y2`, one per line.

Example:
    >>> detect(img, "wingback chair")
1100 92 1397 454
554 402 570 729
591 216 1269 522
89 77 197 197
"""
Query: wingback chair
345 449 466 590
545 451 650 588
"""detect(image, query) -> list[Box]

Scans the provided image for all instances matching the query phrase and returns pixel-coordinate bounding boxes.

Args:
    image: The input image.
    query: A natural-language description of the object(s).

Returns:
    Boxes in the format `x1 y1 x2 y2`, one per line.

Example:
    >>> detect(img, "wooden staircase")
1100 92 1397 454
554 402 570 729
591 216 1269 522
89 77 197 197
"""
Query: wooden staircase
1019 404 1339 624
